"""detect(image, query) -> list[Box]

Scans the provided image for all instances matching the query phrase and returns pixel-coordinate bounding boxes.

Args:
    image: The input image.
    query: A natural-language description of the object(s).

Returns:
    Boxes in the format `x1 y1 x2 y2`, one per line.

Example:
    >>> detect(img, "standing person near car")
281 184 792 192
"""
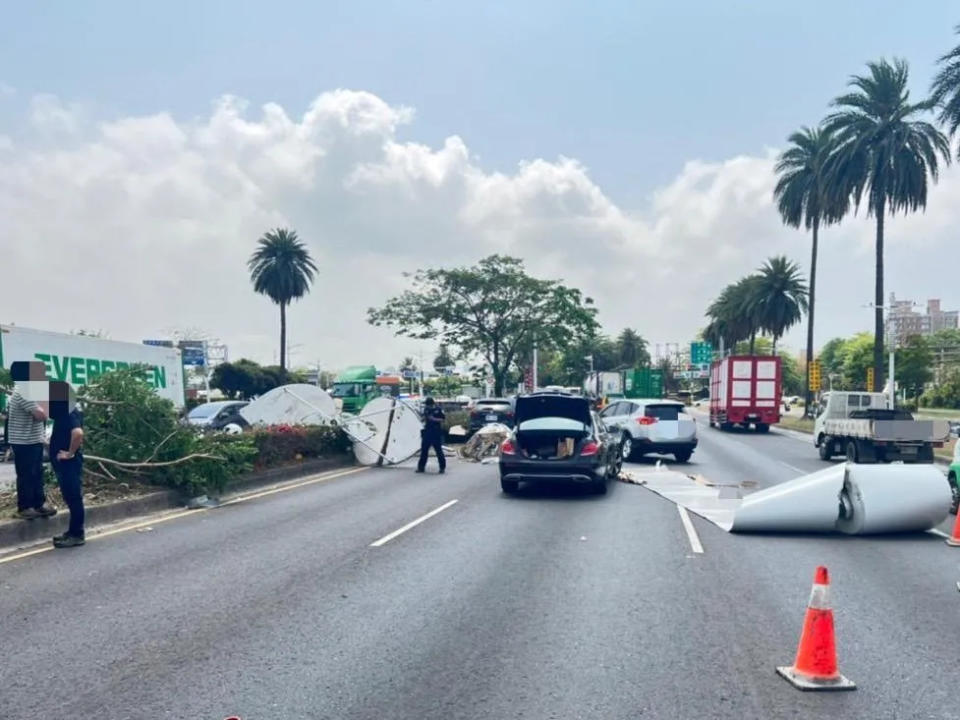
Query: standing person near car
48 381 85 548
7 362 55 520
416 397 446 474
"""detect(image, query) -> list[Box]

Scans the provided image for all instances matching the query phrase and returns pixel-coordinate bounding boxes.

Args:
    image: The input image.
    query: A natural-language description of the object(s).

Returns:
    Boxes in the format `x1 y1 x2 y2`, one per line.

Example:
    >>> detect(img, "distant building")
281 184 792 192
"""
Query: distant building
886 293 959 346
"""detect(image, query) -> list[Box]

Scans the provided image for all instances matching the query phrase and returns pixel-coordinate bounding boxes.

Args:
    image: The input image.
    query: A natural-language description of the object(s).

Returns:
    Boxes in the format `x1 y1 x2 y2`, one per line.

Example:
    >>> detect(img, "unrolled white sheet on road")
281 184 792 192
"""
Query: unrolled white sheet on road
624 462 951 536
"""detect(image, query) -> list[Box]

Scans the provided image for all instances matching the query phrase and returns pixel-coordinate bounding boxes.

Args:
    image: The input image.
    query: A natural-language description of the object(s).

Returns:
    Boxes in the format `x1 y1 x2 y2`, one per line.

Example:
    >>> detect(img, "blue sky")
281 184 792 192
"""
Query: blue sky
2 2 959 368
3 0 957 205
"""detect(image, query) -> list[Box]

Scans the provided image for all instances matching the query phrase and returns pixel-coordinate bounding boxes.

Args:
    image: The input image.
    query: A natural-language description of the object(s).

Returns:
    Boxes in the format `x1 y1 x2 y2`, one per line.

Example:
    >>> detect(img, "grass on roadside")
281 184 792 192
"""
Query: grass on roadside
776 416 815 434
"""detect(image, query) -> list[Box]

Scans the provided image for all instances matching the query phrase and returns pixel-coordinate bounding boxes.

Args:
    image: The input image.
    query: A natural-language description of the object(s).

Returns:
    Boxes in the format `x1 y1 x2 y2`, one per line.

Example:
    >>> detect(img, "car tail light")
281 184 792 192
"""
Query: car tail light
935 442 944 448
580 441 600 456
636 416 657 425
501 439 516 455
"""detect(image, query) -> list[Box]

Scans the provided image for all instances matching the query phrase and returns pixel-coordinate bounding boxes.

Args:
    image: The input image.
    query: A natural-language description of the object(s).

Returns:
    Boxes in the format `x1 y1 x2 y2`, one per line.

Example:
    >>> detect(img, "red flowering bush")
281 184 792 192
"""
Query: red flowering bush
251 424 351 469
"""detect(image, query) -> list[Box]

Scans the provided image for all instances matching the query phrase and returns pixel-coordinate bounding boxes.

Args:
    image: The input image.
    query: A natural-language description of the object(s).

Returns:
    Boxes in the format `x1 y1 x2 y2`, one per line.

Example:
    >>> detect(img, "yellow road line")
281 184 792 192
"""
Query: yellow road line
0 466 368 565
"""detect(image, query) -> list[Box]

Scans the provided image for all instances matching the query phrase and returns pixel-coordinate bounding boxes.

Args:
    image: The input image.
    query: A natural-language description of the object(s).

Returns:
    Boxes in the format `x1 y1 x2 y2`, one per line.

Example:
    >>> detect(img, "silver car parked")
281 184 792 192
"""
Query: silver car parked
600 398 698 463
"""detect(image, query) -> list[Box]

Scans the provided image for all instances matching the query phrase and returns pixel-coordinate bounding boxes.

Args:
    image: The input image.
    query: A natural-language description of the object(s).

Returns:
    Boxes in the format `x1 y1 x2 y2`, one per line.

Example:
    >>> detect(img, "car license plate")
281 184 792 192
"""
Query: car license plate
486 414 498 421
902 446 918 454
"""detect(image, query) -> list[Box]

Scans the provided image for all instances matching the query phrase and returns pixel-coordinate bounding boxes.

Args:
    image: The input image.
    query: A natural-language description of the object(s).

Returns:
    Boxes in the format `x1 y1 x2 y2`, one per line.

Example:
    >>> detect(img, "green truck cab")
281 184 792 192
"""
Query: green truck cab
331 366 400 414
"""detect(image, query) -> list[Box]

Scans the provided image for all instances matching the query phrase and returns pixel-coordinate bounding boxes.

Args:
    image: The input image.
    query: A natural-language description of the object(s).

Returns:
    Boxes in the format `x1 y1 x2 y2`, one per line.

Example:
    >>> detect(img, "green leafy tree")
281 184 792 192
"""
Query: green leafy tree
80 367 256 495
616 328 650 367
819 337 849 387
248 228 318 371
774 125 847 414
825 58 950 391
747 256 808 354
211 359 289 400
368 256 599 395
923 367 960 409
425 375 463 397
780 353 805 397
433 344 455 372
895 335 934 403
840 333 878 390
931 24 960 160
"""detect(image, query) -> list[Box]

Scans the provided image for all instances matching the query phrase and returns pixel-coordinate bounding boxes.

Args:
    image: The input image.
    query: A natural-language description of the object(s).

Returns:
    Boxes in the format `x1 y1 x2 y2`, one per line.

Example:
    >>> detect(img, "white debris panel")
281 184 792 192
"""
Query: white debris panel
623 462 951 535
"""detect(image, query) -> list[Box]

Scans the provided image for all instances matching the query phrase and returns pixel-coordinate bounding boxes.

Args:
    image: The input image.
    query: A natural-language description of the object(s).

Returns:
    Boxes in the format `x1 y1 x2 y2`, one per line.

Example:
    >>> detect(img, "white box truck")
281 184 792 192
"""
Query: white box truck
813 391 949 463
0 325 186 409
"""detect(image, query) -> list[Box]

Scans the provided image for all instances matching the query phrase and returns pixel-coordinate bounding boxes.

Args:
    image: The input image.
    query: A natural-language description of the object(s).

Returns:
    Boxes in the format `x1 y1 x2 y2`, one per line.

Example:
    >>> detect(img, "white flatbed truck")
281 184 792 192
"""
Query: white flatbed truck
814 391 949 464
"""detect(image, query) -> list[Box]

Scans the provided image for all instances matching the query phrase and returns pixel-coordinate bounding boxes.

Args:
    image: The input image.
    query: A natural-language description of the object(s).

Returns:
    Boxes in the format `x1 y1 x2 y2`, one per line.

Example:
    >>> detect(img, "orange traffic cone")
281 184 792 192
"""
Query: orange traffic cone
777 566 856 691
945 512 960 547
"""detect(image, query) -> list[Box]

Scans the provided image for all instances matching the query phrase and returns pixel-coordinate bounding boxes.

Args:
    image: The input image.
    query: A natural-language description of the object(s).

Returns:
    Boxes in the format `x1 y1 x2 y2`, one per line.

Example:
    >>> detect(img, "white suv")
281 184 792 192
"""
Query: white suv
601 399 698 463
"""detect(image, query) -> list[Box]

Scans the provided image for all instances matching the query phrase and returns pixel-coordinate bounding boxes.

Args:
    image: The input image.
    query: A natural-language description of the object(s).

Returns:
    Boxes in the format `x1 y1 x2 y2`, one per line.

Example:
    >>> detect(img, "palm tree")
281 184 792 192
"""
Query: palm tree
825 58 950 392
747 256 808 354
705 278 761 353
774 125 846 415
931 24 960 159
248 228 318 371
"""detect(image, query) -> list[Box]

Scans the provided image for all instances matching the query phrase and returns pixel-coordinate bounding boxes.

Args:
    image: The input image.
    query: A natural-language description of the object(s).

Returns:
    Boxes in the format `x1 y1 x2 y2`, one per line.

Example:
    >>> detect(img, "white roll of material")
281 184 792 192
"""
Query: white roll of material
836 463 951 535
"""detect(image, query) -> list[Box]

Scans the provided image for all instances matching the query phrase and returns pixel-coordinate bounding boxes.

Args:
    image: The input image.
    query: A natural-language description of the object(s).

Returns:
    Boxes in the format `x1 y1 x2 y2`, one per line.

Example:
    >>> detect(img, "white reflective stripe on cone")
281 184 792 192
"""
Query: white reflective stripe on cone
807 583 830 610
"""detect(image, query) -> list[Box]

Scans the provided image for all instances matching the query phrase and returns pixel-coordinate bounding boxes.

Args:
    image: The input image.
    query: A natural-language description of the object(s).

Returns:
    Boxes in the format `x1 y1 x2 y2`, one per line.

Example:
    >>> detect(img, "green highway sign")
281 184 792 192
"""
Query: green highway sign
690 341 713 365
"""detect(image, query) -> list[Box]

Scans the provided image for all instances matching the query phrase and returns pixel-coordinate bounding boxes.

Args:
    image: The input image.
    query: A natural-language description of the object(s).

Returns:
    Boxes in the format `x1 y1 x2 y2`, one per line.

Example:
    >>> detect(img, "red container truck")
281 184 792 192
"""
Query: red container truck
709 355 782 432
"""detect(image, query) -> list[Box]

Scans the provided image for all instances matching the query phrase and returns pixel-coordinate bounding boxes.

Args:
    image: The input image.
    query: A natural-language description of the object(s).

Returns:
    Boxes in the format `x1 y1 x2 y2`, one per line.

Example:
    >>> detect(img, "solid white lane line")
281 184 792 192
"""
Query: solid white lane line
677 506 704 554
779 461 806 475
370 499 459 547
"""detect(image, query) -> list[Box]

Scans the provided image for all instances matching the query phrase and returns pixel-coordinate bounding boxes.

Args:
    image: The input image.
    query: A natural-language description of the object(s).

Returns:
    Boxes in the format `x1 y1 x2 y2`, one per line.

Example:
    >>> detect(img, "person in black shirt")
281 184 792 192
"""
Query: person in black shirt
48 381 85 548
415 397 446 474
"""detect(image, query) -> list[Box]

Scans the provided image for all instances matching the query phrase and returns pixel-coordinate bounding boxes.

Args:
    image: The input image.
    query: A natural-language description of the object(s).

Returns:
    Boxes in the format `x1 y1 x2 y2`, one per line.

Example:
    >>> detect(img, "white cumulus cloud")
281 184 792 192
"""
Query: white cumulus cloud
1 89 958 373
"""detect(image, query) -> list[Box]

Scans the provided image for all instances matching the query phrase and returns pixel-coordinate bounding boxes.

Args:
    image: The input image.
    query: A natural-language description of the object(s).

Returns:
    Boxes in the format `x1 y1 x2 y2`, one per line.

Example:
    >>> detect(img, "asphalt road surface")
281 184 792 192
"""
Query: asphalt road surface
2 419 959 720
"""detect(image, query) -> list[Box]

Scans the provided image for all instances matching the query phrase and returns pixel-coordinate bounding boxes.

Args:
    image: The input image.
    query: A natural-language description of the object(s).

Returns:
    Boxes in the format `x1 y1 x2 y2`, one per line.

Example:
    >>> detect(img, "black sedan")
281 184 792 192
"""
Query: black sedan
498 392 621 495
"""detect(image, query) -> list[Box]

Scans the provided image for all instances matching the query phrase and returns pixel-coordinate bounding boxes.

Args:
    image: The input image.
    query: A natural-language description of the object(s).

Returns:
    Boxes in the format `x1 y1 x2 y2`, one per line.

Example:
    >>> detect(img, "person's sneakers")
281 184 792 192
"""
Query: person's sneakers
37 503 58 517
415 468 425 474
439 468 446 474
15 508 42 520
53 533 85 548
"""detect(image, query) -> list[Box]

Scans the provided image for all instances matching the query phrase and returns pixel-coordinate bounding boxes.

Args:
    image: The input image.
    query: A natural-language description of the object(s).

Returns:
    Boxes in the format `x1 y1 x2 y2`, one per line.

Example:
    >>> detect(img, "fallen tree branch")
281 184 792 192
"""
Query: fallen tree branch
84 453 226 468
144 431 179 465
98 461 117 481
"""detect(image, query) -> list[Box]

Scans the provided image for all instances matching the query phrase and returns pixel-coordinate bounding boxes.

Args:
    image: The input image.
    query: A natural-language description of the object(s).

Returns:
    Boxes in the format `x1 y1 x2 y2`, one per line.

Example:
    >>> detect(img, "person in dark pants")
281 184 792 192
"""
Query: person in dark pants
7 361 55 519
416 397 446 474
48 381 85 548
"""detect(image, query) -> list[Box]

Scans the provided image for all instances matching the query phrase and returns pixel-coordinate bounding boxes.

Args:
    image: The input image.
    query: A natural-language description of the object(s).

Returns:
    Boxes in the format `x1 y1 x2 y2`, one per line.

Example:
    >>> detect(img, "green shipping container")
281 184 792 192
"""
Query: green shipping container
623 368 664 399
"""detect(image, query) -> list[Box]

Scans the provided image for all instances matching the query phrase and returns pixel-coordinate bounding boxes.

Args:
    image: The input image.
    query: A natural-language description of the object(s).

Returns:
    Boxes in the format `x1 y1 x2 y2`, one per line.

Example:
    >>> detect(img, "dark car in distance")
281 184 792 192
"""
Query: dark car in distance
498 392 621 495
469 397 515 433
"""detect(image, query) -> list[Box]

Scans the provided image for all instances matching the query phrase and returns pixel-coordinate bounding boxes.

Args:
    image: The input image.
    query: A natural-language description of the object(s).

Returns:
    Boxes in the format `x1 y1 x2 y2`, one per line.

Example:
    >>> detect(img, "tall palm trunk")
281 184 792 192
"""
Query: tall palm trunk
280 301 287 371
873 199 885 393
749 331 756 355
804 218 819 417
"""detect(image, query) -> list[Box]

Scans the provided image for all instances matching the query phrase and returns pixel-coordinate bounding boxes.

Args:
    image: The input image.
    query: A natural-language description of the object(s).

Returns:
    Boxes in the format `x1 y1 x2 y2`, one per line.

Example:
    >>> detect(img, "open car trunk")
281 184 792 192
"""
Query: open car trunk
516 417 591 460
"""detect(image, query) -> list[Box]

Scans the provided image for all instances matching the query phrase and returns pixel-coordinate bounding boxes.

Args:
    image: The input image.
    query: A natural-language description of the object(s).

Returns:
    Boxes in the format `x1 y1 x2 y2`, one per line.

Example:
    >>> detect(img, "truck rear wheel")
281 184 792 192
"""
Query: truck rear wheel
845 439 859 463
756 423 769 433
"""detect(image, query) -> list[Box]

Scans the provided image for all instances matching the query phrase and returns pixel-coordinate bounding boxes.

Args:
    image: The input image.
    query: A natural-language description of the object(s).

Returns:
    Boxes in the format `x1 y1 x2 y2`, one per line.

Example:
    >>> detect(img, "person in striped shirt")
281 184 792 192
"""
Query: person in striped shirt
7 361 57 520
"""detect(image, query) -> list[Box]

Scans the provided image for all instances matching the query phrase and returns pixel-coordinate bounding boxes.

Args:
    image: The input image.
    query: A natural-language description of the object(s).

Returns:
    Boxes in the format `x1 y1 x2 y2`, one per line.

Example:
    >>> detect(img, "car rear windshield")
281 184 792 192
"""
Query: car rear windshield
644 404 683 421
518 417 588 432
476 400 510 409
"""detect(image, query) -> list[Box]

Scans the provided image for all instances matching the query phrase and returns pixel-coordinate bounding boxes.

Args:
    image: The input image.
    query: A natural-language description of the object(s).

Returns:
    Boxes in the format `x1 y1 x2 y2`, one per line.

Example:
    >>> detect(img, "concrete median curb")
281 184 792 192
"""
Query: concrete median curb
0 455 356 552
